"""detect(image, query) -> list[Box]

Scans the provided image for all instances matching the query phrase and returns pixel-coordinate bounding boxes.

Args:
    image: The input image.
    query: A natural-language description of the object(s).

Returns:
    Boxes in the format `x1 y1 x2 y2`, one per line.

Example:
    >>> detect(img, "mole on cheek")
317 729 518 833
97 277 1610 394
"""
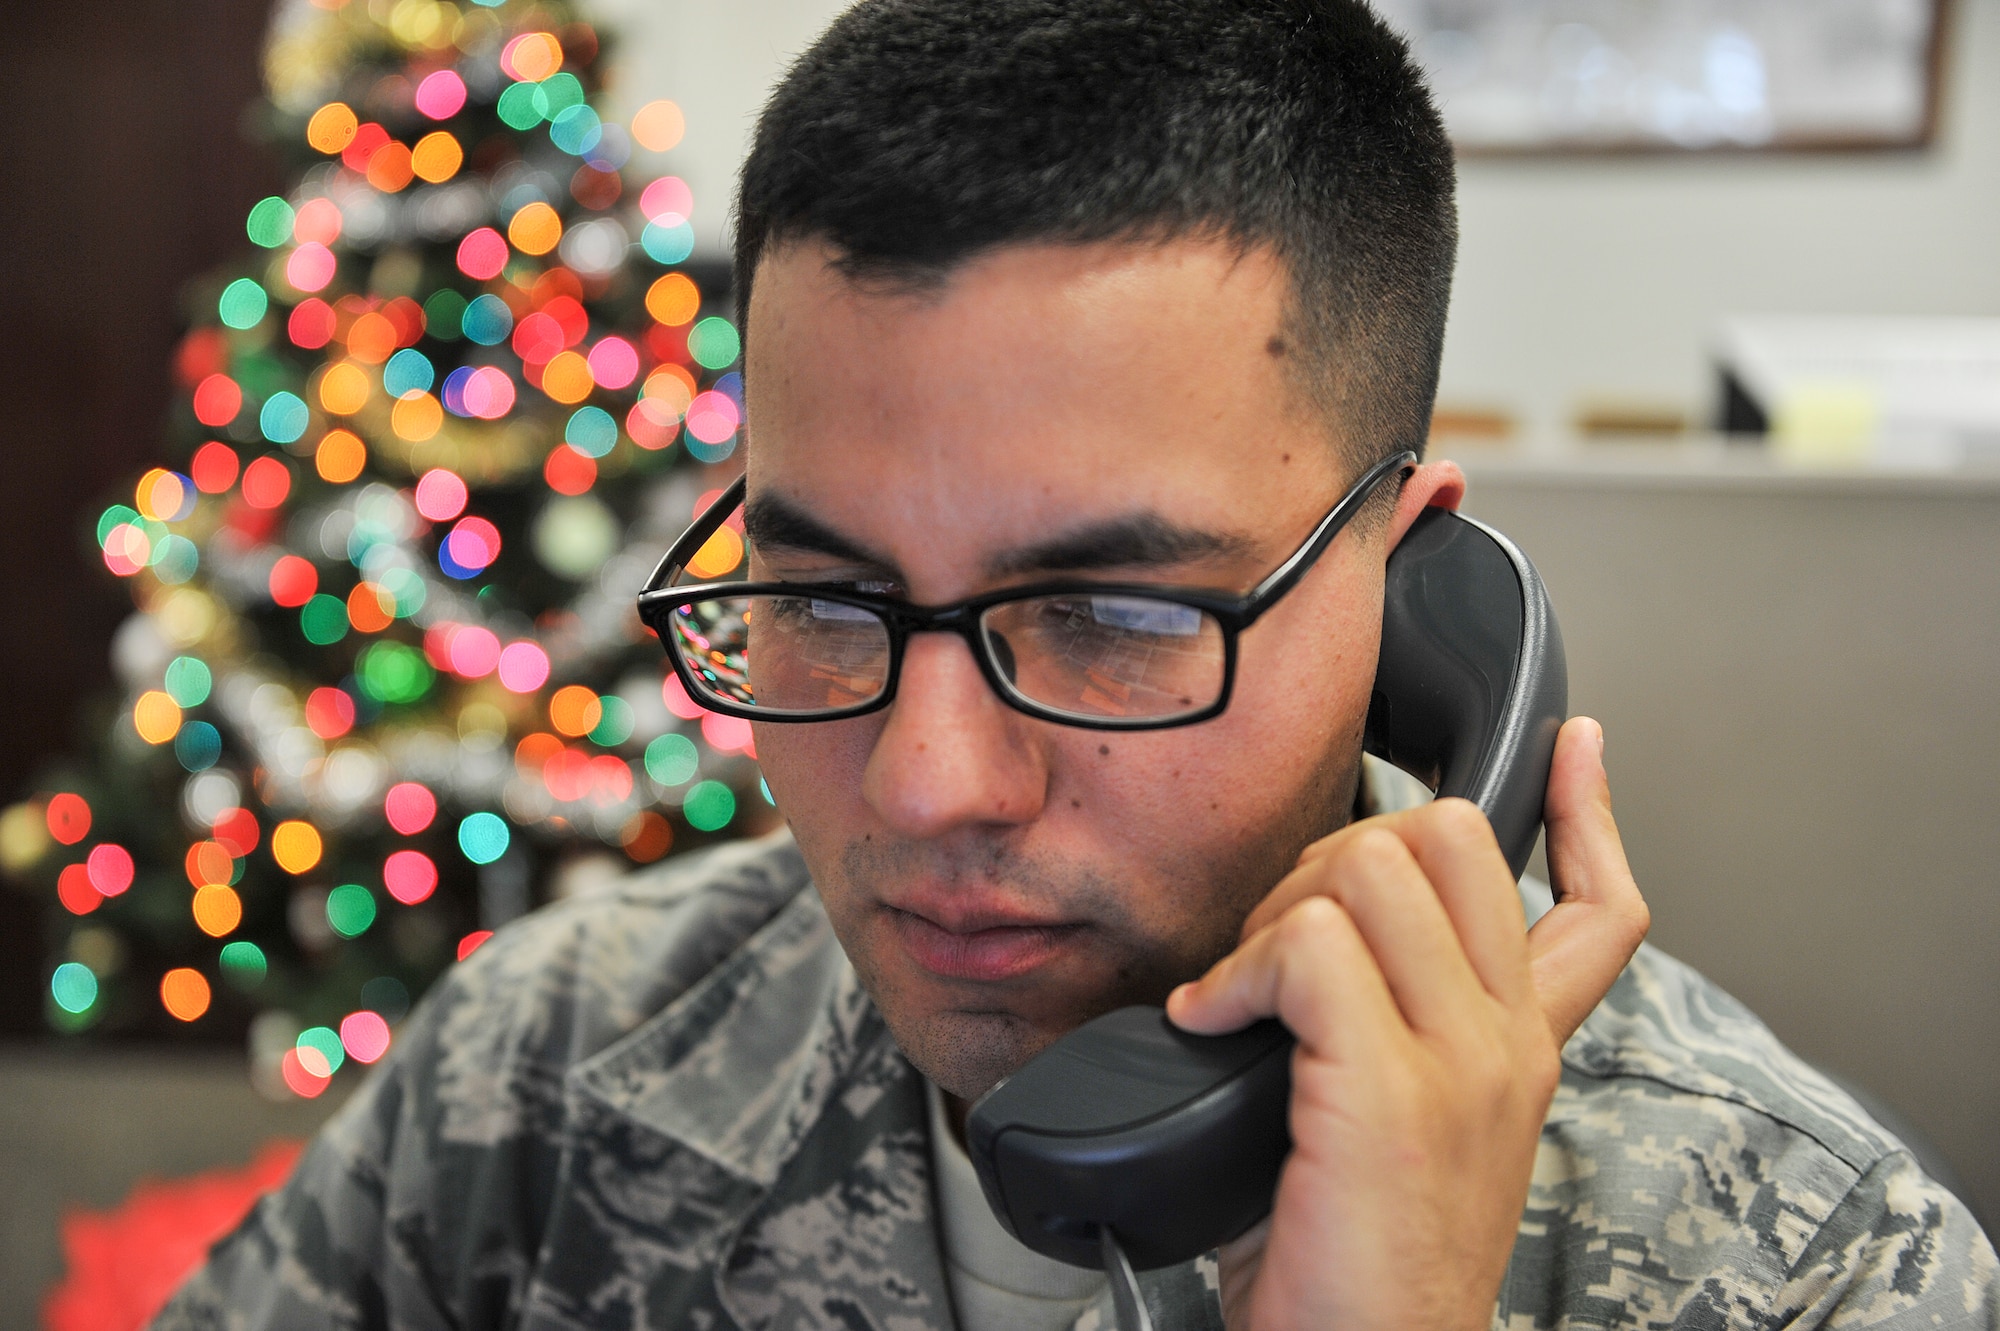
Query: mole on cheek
1071 798 1081 809
1098 745 1110 757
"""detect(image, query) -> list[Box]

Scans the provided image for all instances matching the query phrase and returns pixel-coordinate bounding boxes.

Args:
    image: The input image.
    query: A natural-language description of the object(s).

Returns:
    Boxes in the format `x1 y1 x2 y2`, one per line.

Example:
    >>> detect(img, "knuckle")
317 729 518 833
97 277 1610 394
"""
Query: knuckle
1338 825 1411 879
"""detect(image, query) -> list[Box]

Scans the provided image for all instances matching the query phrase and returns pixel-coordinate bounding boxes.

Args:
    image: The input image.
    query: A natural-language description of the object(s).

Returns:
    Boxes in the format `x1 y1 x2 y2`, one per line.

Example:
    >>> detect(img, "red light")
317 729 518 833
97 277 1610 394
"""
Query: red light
191 374 242 427
268 555 318 608
56 864 101 916
303 685 356 738
46 793 91 845
190 442 240 494
543 445 596 496
457 930 494 961
289 298 337 350
242 456 293 510
341 122 390 172
212 807 260 857
383 782 436 835
280 1048 331 1098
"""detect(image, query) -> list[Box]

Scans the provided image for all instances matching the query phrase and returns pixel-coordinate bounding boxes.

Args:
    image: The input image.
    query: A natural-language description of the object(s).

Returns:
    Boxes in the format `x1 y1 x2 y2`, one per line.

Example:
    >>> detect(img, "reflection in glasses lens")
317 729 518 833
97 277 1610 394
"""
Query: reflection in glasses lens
980 594 1224 721
671 594 892 713
665 591 1225 723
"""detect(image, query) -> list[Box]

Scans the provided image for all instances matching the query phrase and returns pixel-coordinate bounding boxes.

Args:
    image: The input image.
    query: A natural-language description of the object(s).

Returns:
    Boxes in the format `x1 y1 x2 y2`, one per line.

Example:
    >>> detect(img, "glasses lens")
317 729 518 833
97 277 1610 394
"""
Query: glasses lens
979 594 1225 722
669 594 892 714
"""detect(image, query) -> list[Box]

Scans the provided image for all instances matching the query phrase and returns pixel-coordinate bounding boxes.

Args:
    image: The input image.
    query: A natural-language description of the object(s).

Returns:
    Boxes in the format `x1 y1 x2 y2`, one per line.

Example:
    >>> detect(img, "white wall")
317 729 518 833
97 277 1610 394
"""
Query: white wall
1441 0 2000 438
604 0 2000 437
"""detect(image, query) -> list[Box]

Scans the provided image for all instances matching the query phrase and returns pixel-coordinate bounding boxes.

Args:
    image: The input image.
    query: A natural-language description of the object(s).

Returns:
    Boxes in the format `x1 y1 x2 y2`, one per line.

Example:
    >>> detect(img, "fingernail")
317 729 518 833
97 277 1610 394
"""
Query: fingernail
1593 721 1605 760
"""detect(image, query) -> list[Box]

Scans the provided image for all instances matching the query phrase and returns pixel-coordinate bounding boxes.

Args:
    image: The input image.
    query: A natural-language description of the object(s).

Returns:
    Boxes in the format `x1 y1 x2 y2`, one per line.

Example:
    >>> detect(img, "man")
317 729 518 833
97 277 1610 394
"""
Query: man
160 2 1996 1328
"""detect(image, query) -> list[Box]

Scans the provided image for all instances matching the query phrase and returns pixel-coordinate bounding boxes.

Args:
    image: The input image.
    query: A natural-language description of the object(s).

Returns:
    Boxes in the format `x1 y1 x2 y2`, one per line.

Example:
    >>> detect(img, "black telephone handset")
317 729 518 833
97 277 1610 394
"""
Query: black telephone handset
966 508 1568 1288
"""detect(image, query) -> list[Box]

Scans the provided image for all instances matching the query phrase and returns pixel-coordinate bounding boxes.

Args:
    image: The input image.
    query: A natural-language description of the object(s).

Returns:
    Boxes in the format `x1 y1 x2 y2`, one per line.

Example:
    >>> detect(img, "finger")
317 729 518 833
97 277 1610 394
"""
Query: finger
1369 797 1531 1006
1247 801 1530 1009
1528 717 1651 1042
1169 895 1406 1065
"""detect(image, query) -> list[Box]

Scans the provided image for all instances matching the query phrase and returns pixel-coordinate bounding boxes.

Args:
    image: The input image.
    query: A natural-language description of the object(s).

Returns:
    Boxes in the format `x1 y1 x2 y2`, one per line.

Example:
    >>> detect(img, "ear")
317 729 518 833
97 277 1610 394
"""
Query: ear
1383 459 1465 551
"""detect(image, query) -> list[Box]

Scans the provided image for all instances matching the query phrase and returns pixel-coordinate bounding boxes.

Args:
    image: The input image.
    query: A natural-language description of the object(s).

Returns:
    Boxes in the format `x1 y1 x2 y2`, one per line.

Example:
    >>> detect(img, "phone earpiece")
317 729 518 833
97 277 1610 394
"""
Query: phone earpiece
969 509 1567 1275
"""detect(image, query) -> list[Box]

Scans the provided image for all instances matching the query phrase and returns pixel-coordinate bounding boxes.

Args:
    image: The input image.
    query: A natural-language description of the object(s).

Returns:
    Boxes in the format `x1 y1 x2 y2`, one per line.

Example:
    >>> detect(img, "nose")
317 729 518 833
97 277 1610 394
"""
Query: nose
860 630 1050 839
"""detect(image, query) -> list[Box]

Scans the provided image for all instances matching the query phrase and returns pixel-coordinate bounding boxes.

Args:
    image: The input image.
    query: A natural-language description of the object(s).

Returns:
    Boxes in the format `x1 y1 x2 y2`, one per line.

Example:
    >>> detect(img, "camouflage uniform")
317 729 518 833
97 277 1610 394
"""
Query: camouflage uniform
157 767 1998 1330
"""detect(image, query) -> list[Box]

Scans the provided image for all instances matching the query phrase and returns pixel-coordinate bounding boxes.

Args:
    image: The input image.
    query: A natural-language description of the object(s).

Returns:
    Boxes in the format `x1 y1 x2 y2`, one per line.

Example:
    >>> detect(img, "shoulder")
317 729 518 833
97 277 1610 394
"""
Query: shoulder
1508 944 1998 1329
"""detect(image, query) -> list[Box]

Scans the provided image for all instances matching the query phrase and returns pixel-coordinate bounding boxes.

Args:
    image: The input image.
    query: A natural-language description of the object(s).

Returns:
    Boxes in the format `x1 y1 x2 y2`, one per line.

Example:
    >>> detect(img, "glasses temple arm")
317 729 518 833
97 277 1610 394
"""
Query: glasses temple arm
642 473 748 594
1238 450 1417 620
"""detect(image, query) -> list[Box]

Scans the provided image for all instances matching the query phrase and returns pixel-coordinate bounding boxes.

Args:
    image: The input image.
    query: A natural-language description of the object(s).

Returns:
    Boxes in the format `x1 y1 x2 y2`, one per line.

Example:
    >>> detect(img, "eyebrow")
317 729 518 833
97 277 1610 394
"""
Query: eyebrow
744 491 1256 581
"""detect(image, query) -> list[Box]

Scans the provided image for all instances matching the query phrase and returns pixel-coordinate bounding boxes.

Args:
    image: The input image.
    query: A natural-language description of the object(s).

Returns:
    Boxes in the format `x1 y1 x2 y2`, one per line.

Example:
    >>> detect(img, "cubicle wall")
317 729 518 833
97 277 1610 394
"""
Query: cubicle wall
1457 450 2000 1226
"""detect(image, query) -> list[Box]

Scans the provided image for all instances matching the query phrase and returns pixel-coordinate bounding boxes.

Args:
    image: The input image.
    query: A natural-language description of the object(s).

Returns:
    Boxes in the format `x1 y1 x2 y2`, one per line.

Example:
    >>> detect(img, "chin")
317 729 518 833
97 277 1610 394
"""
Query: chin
893 1006 1056 1102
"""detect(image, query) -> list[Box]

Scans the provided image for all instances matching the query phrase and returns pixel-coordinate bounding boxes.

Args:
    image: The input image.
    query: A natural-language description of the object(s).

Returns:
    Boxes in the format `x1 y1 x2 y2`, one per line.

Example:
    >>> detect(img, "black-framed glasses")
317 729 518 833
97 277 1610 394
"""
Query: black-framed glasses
635 450 1416 731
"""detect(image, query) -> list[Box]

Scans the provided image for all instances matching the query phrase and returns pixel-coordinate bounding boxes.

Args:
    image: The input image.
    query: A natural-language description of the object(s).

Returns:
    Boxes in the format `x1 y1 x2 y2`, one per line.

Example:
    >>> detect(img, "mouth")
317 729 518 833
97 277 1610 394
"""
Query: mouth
883 898 1086 982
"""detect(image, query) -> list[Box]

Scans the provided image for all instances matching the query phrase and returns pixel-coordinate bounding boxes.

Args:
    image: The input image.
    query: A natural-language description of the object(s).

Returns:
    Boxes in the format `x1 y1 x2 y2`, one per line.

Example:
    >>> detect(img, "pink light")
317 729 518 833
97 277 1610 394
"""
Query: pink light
497 641 550 693
449 625 502 678
662 673 708 720
414 69 468 120
383 849 438 905
590 755 634 804
86 843 134 897
287 242 337 293
339 1010 393 1063
639 176 693 223
281 1048 331 1098
587 337 639 390
462 366 516 419
702 712 755 755
512 311 564 365
383 782 436 835
293 198 343 246
543 748 590 801
685 390 740 444
446 515 501 570
457 930 494 961
422 622 458 671
456 227 509 281
414 468 468 521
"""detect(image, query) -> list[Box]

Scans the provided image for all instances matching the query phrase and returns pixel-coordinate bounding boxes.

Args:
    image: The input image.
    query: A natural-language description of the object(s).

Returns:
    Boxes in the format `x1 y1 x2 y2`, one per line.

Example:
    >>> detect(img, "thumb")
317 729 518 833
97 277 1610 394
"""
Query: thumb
1528 717 1650 1043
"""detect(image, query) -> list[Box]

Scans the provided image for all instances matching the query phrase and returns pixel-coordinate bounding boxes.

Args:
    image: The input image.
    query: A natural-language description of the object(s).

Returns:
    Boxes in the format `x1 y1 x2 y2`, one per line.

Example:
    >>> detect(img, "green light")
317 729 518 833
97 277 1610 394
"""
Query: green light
261 391 310 445
174 720 223 772
298 1025 345 1075
326 883 377 938
357 641 434 705
645 733 699 786
382 348 435 398
688 317 742 370
378 566 426 618
565 406 617 458
423 289 467 340
533 73 585 118
589 695 634 747
457 811 511 865
219 940 267 988
683 780 736 832
164 655 212 707
496 81 543 129
50 962 97 1014
300 593 349 645
218 278 269 330
152 534 200 584
548 104 602 157
245 196 296 248
97 504 141 546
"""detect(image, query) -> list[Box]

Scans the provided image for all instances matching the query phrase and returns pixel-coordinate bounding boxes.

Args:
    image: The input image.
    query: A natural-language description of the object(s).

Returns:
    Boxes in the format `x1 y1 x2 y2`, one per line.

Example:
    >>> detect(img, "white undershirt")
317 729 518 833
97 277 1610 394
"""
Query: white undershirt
926 1079 1112 1331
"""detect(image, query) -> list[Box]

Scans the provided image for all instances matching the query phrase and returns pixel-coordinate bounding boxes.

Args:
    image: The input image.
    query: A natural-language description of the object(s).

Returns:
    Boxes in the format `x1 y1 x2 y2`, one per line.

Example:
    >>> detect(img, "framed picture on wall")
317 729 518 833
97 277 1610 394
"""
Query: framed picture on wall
1371 0 1949 152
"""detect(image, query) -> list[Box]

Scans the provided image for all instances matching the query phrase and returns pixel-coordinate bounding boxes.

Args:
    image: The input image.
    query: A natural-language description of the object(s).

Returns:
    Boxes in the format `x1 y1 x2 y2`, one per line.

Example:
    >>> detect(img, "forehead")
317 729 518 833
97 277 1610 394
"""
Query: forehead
741 238 1338 584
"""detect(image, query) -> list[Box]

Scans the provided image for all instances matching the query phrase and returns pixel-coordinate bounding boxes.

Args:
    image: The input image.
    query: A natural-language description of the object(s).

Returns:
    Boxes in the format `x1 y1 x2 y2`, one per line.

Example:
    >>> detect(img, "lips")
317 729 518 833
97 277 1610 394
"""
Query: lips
884 898 1084 982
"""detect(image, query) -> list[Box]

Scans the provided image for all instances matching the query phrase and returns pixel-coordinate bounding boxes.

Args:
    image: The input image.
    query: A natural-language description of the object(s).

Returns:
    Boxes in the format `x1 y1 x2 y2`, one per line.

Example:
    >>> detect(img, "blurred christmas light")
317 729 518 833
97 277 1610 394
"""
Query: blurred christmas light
160 968 212 1022
271 821 323 874
383 849 437 904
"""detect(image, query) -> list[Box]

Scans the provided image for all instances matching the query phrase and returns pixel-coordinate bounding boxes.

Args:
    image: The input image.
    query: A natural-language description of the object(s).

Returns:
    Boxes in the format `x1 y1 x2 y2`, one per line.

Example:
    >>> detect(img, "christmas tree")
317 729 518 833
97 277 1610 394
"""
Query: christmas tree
0 0 771 1099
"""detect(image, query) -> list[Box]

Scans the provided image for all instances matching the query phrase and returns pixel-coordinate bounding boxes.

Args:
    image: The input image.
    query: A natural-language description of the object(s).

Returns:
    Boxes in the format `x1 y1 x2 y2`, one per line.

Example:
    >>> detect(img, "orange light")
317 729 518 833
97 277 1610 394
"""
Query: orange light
687 528 745 579
192 884 243 937
410 131 463 184
507 202 563 257
365 141 415 193
185 839 235 888
133 691 183 745
318 362 372 415
345 313 398 364
316 428 367 482
631 100 686 153
306 102 358 154
503 31 564 81
540 351 594 405
271 820 323 874
347 583 395 634
514 732 564 770
548 685 603 737
620 810 673 863
645 273 700 327
391 391 443 442
160 968 212 1022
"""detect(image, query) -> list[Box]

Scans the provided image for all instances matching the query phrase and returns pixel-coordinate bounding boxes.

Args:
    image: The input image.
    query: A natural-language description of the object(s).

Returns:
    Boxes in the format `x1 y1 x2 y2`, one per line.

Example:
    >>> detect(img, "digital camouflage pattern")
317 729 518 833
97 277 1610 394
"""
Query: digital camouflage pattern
155 762 1997 1330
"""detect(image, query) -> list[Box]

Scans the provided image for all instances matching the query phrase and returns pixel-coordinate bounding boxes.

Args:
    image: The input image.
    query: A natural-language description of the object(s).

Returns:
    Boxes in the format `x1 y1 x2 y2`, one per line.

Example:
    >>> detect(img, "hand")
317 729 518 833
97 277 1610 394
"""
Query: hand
1165 716 1648 1331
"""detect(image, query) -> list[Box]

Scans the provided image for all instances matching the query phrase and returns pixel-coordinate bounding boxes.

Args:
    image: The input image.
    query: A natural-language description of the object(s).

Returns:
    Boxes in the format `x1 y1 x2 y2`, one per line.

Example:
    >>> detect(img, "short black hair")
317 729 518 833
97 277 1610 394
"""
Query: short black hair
734 0 1456 469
